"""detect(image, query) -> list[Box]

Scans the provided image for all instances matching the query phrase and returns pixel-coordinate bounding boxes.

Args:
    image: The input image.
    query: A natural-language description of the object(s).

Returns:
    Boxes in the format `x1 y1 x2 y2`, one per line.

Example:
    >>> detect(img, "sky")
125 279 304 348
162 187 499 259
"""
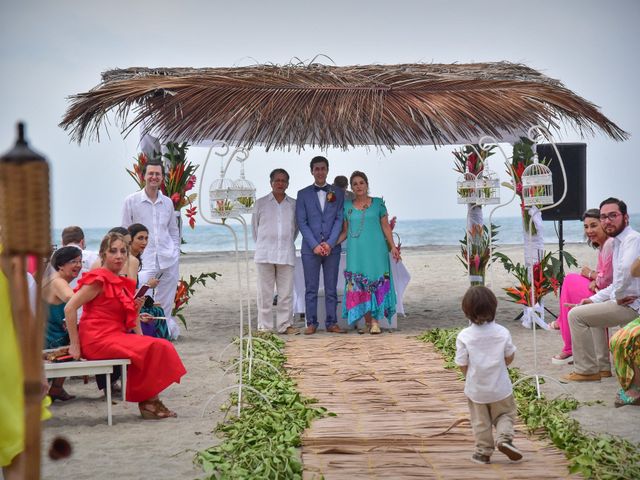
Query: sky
1 0 638 229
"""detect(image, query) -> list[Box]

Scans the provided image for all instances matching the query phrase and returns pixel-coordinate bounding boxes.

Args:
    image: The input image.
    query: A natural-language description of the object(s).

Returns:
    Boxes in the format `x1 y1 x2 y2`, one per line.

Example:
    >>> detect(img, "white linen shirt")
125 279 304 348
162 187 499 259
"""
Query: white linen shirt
455 321 516 404
590 226 640 312
121 189 180 269
252 193 297 266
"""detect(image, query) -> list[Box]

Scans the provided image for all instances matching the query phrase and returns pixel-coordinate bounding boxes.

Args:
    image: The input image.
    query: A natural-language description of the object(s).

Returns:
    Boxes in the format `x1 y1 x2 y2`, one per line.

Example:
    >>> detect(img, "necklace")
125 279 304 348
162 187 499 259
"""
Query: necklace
348 201 370 238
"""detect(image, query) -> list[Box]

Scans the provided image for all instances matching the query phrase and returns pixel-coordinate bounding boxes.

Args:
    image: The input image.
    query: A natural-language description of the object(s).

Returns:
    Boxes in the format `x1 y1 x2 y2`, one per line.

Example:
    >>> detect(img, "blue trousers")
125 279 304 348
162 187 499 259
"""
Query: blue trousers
301 250 340 327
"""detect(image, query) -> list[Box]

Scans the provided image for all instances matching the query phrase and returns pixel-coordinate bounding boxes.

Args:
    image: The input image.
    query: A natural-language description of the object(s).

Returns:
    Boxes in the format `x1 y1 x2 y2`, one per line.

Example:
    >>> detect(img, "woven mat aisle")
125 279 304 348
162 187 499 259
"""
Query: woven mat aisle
285 335 576 479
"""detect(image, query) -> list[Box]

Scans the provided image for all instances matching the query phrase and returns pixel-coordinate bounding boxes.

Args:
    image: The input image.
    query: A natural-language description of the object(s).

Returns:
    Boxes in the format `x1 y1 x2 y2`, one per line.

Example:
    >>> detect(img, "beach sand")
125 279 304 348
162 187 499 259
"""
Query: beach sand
37 243 640 479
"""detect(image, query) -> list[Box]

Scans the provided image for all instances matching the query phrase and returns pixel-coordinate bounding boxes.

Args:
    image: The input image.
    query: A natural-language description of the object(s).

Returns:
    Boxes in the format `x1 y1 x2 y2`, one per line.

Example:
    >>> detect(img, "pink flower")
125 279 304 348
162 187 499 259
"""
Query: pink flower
171 192 181 208
389 216 397 231
473 254 481 272
186 175 196 191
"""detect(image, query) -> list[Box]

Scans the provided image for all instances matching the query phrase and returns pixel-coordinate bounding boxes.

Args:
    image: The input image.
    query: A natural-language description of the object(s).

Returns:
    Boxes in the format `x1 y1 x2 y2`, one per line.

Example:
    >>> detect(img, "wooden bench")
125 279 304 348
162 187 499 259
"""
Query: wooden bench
44 359 131 426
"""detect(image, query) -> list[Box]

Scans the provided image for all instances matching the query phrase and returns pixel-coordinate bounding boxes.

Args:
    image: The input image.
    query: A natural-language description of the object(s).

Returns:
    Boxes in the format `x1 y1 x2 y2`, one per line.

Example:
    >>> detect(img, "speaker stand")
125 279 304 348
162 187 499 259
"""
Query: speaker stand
558 220 565 278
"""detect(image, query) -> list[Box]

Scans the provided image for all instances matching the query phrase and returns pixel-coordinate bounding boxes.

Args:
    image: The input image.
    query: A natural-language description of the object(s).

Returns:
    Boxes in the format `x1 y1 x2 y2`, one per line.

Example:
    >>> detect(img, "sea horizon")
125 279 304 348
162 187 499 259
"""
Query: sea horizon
53 214 640 253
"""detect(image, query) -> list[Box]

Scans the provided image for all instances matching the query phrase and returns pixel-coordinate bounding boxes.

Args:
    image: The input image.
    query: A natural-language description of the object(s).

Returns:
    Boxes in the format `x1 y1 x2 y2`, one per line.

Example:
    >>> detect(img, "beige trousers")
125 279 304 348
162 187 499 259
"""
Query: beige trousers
568 301 638 374
467 395 517 457
256 263 294 332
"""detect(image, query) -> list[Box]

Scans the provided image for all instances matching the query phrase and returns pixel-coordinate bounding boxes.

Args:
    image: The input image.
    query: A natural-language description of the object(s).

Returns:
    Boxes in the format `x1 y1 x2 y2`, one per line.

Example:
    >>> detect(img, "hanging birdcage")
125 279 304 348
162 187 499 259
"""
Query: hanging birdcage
209 176 239 219
233 156 256 213
475 168 500 205
522 163 553 206
457 172 477 204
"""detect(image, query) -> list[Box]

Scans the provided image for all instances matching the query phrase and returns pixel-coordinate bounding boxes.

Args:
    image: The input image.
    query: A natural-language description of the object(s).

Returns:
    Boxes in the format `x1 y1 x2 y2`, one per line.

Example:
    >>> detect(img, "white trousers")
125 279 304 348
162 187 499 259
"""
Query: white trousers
256 263 294 332
139 259 180 340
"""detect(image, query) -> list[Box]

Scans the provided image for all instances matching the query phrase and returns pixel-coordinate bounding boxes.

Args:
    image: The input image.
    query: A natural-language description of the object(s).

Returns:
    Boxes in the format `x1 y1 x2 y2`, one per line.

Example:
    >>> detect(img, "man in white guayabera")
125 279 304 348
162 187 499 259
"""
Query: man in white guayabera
251 168 300 334
121 159 181 339
563 197 640 382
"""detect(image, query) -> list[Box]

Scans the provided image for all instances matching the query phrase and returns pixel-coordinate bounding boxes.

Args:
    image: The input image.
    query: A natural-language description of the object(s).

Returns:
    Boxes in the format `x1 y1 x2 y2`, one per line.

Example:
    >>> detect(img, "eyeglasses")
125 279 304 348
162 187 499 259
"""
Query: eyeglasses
66 259 82 266
599 212 622 222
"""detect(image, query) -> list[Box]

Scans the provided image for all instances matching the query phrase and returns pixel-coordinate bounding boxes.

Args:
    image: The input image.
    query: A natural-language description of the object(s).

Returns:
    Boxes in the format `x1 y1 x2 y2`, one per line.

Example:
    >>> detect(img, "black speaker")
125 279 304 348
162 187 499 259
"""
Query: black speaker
538 143 587 221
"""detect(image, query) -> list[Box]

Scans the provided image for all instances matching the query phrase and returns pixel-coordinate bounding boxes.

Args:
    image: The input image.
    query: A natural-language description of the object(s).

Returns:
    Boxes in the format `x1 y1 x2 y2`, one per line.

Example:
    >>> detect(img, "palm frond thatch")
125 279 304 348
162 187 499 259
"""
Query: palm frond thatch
60 62 628 150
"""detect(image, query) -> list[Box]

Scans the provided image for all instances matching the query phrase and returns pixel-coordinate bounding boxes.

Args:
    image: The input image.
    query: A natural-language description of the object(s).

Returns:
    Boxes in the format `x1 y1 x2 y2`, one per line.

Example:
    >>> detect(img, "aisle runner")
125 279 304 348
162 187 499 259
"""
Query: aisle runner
285 335 575 479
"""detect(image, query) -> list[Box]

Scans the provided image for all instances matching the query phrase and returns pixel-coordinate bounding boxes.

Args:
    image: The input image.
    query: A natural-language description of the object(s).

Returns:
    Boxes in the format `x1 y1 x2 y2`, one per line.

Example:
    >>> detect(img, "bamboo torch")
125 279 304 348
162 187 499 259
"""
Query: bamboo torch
0 122 51 479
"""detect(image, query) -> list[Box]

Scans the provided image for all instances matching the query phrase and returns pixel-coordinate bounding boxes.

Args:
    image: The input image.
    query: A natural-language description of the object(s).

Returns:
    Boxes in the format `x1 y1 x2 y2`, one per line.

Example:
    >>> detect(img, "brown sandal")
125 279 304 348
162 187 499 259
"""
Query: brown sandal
139 399 177 420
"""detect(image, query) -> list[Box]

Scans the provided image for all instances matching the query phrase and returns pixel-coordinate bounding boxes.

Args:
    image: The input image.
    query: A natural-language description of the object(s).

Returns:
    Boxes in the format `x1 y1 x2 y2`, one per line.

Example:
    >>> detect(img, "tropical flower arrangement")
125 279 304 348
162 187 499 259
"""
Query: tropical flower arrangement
453 144 496 200
506 138 551 234
494 250 576 306
457 224 499 286
126 142 199 229
172 272 220 327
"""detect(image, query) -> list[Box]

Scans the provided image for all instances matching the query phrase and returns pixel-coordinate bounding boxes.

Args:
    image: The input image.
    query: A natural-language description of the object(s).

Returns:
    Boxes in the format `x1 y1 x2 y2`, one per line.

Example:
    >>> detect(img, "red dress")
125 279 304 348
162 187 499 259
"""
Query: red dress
77 269 186 402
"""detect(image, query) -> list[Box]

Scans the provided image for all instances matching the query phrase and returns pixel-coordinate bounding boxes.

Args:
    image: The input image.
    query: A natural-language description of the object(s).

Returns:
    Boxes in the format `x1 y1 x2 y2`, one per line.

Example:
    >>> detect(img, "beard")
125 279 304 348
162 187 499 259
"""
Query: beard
605 221 626 238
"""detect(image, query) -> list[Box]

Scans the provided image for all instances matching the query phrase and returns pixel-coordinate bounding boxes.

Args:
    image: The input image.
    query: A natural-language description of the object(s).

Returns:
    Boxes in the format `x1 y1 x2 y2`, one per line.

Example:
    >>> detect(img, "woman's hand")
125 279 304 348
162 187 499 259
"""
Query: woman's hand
390 246 401 263
147 278 160 289
134 296 145 313
588 280 597 293
140 312 154 324
69 343 81 360
581 265 593 279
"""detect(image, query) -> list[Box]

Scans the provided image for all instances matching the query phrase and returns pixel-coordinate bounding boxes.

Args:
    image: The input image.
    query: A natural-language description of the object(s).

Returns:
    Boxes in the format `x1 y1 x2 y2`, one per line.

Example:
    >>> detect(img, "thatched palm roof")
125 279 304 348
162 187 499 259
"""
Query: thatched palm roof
60 62 628 150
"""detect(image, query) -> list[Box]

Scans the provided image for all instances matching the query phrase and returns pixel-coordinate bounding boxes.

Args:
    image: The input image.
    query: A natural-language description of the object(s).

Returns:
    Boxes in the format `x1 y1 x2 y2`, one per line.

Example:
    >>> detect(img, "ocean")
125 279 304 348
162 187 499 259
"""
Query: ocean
54 214 640 253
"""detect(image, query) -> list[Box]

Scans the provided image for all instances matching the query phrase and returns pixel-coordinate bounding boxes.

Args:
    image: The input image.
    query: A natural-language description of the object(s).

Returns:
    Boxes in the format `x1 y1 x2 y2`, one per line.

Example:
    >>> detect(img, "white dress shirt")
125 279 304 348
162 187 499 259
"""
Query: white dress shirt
252 193 298 266
455 322 516 404
121 189 180 269
590 226 640 312
315 183 327 211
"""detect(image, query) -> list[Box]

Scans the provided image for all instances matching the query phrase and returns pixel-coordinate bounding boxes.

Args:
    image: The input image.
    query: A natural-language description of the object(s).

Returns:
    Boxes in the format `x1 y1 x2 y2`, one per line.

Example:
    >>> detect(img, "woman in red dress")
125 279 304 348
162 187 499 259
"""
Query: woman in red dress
65 232 186 419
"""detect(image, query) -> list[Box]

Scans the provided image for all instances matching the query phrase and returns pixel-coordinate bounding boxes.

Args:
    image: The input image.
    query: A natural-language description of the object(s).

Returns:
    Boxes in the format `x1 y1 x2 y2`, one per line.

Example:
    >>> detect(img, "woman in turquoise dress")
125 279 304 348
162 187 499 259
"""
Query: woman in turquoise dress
43 246 83 401
338 171 401 334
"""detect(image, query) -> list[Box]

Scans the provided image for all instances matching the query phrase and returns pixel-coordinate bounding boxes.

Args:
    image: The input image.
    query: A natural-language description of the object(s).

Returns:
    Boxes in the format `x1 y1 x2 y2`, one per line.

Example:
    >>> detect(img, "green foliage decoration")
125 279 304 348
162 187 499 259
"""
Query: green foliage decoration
196 333 330 479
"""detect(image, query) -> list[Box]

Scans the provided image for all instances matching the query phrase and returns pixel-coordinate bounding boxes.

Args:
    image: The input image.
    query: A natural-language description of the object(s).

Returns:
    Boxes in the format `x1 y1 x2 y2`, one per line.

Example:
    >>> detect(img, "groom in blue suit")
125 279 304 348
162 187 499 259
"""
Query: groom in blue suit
296 156 347 334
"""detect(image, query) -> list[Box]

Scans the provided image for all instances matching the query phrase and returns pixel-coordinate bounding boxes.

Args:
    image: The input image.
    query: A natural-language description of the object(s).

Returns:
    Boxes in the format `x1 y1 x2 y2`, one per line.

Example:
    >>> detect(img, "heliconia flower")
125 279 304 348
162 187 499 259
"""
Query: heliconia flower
473 254 481 272
186 175 196 191
171 192 181 207
389 216 397 231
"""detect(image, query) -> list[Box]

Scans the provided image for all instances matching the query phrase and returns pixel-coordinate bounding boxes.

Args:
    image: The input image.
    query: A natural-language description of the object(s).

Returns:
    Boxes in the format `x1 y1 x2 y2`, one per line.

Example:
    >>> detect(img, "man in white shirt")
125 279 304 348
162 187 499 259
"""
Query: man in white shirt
61 225 98 287
252 169 299 334
565 198 640 382
121 160 181 340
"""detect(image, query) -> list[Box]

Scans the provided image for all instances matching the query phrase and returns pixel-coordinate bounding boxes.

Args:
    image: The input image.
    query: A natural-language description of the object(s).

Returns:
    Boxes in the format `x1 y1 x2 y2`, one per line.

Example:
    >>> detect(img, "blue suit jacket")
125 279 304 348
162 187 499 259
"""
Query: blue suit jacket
295 185 344 255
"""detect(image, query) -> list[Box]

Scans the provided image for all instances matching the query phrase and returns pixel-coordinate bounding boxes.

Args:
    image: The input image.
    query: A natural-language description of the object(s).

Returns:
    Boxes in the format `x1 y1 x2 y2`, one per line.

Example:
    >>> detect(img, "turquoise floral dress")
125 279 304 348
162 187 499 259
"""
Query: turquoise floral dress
342 197 396 325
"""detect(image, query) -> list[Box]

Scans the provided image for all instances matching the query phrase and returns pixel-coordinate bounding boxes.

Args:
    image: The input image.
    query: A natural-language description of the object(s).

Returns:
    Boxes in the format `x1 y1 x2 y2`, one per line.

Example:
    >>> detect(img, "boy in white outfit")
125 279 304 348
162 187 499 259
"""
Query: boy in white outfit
455 286 523 465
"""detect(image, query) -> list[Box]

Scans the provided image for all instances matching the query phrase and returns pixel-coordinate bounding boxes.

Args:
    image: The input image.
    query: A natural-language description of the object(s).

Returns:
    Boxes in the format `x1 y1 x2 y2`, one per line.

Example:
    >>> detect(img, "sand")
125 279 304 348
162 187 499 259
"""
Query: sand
36 243 640 480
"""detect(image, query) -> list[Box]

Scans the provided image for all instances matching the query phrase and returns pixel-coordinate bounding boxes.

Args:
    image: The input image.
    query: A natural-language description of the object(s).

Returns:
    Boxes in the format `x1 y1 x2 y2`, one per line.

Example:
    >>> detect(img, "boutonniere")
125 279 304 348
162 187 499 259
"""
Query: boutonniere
326 190 336 203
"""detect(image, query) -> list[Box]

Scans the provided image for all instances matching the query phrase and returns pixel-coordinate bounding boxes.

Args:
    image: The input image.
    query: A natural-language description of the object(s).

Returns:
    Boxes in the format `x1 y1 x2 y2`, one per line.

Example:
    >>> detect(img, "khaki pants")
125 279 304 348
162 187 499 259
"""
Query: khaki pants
568 301 638 375
256 263 294 332
467 395 516 457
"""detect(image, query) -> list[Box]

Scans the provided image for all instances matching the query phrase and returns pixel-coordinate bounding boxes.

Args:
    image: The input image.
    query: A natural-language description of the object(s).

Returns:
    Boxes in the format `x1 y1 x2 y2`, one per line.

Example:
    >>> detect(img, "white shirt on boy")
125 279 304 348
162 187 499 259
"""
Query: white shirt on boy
455 321 516 404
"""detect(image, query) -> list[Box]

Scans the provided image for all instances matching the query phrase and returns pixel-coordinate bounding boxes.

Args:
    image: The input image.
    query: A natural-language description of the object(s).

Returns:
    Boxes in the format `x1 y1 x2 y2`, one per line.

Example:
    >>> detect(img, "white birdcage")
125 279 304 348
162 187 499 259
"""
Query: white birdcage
522 162 554 206
457 172 477 204
475 168 500 205
233 157 256 213
209 176 239 219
